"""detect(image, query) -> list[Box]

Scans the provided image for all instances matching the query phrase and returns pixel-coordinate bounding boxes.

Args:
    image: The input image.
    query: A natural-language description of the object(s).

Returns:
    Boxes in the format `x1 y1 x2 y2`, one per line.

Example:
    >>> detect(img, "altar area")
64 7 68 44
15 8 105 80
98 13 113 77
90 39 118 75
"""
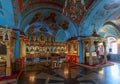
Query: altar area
18 27 112 70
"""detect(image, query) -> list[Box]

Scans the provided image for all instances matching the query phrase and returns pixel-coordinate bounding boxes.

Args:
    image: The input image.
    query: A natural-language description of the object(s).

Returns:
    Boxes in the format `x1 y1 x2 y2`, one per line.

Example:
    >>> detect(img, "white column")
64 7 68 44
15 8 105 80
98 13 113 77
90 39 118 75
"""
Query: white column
6 44 12 76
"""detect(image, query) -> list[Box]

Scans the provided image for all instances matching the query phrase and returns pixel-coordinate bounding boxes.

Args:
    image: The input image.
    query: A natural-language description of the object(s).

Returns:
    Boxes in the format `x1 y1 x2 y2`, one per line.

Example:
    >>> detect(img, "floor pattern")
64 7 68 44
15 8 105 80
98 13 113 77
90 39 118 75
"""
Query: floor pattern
17 62 120 84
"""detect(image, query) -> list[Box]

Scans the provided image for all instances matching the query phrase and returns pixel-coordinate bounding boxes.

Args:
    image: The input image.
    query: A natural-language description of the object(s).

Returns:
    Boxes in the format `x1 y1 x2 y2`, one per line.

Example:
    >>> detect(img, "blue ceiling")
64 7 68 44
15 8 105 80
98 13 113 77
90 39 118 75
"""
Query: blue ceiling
80 0 120 38
0 0 120 41
0 0 15 27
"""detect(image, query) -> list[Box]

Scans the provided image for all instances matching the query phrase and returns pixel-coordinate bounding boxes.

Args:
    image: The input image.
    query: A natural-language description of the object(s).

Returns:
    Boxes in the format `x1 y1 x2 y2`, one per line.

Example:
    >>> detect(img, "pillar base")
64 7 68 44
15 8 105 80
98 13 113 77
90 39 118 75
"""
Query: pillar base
6 67 12 76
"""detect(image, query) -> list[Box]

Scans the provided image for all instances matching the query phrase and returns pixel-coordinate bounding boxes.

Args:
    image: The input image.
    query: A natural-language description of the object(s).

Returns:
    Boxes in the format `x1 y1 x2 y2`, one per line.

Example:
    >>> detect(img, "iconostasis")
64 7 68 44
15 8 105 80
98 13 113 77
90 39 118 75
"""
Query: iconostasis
20 33 66 65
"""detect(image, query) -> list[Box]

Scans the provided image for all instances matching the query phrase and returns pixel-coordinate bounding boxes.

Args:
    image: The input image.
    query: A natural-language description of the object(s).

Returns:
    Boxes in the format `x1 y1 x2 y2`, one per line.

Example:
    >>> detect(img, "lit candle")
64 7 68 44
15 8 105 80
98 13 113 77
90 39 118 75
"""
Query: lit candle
63 8 65 13
81 0 85 5
65 0 68 7
73 0 76 3
66 12 68 16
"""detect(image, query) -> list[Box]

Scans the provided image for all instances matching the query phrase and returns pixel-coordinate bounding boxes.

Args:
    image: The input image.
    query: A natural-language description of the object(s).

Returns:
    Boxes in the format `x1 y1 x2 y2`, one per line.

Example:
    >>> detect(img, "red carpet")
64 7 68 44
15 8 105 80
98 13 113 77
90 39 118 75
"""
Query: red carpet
0 71 21 81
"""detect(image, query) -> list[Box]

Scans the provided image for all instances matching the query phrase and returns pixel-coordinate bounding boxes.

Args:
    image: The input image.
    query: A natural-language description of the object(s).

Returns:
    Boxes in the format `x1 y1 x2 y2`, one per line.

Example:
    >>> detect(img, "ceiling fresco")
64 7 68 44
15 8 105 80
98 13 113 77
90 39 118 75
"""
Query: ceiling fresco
99 25 120 38
22 9 77 41
1 0 120 41
16 0 94 41
62 0 94 24
80 0 120 39
29 12 69 31
17 0 94 24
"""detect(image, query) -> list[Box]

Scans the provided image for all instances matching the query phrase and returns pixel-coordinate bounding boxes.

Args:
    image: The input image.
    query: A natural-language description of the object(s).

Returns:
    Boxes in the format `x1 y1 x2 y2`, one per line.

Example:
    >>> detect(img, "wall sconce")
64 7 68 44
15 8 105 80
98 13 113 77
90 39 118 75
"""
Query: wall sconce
30 51 34 55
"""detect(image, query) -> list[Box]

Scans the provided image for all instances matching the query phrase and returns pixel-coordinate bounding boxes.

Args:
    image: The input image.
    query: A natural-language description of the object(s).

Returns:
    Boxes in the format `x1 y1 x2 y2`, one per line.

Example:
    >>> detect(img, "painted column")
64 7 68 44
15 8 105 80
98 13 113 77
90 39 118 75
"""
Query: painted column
20 38 26 58
80 40 83 63
20 37 26 70
14 31 20 60
82 41 85 63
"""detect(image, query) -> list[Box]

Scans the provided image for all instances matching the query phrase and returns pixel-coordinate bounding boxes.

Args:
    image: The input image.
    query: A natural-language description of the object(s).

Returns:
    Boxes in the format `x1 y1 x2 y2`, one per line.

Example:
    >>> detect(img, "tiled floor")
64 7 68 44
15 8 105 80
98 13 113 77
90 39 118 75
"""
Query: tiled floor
17 62 120 84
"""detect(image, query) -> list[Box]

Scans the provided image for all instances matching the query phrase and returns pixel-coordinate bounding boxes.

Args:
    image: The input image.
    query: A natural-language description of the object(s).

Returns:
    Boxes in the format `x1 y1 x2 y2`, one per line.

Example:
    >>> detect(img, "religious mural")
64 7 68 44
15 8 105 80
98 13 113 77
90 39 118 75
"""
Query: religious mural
44 12 56 23
18 0 94 24
29 12 44 24
29 12 69 35
28 21 54 36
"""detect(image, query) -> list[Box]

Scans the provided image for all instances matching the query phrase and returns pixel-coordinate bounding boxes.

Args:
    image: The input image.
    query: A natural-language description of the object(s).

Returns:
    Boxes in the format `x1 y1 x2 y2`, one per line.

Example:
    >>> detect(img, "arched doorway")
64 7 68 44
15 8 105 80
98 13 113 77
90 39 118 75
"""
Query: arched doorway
107 36 120 61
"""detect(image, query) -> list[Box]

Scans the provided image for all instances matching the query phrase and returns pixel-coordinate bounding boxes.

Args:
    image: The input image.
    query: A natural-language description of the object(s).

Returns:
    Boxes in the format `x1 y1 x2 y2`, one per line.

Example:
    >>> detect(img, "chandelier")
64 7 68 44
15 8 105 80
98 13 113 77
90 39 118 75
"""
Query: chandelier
62 0 87 24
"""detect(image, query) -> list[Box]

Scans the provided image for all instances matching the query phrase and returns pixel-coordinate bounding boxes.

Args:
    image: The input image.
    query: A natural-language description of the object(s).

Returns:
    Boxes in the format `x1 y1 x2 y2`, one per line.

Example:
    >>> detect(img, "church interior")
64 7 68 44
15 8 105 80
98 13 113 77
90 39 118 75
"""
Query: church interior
0 0 120 84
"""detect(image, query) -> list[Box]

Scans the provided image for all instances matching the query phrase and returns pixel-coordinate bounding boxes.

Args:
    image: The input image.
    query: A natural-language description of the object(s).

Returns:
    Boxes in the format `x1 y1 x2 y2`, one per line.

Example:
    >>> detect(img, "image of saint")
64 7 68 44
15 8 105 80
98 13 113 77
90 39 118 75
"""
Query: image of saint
5 33 8 40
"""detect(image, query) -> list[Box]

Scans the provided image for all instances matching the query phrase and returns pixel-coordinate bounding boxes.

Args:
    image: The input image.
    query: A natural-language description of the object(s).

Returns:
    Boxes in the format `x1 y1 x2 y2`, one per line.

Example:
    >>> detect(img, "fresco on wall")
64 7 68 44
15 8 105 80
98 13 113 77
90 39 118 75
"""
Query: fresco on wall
27 21 67 37
29 12 69 32
44 12 56 23
29 12 44 24
26 11 70 38
20 7 78 42
27 22 53 36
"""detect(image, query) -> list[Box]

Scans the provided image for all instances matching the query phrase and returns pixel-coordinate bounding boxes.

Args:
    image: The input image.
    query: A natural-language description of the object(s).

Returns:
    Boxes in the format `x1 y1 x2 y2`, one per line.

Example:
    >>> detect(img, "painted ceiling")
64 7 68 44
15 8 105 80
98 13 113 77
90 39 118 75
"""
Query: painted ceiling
0 0 120 42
